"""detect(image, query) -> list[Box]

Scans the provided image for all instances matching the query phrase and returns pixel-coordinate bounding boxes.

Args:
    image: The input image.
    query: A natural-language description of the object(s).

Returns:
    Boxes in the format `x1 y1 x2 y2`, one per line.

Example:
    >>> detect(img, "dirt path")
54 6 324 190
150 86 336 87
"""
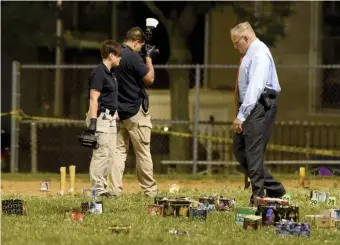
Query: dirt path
2 177 339 196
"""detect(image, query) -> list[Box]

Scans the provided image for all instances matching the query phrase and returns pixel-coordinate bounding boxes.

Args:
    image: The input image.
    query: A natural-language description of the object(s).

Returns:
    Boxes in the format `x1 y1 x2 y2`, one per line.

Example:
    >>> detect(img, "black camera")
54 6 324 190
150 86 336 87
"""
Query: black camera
141 18 159 58
78 131 99 149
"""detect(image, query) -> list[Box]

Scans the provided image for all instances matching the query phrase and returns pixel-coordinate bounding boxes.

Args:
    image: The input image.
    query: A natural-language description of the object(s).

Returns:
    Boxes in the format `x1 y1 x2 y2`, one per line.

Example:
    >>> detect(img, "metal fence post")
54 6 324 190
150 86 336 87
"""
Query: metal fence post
54 0 64 117
30 122 38 173
207 124 213 175
193 64 200 174
10 61 21 173
305 126 311 172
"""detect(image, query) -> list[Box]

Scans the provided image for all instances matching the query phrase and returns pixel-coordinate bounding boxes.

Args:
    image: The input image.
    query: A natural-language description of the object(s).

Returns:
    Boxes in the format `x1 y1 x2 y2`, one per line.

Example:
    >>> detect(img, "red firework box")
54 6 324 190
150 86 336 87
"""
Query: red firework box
255 197 289 207
148 204 164 216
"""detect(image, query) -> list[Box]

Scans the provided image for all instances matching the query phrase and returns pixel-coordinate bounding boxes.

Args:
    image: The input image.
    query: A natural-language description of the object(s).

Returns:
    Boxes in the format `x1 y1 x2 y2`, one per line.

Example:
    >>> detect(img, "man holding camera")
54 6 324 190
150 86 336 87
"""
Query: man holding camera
112 25 158 197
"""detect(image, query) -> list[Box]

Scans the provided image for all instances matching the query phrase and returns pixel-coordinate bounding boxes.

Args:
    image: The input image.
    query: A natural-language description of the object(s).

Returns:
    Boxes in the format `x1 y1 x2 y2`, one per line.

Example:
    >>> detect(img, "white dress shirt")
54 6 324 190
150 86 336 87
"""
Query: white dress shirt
237 38 281 122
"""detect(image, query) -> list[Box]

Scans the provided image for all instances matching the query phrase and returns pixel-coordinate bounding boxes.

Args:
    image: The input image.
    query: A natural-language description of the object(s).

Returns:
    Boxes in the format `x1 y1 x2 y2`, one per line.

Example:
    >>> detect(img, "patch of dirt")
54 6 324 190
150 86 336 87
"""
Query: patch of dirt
2 177 339 196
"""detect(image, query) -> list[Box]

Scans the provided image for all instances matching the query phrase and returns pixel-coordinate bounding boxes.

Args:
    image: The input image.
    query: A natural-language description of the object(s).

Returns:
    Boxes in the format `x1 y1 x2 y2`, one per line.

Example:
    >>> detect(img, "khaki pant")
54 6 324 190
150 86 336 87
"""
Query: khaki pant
86 110 117 196
114 107 157 197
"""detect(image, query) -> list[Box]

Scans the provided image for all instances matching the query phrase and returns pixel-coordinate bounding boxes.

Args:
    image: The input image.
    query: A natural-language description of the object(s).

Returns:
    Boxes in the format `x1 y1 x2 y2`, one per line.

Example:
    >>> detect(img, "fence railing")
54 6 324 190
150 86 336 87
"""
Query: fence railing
9 62 340 173
10 119 340 174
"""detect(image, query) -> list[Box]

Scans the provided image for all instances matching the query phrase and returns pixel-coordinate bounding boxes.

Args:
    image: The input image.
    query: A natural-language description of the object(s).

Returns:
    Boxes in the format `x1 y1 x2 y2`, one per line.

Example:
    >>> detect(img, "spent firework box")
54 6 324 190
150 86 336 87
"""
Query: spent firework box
163 204 190 217
254 197 289 207
2 199 28 215
81 201 103 214
243 215 262 230
235 207 257 225
199 196 235 211
189 208 208 221
147 204 163 216
256 205 300 225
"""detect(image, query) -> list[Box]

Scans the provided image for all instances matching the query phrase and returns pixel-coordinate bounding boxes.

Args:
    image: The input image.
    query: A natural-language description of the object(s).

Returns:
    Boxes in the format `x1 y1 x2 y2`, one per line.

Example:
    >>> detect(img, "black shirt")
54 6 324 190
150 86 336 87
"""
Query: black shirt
116 44 149 120
88 63 118 112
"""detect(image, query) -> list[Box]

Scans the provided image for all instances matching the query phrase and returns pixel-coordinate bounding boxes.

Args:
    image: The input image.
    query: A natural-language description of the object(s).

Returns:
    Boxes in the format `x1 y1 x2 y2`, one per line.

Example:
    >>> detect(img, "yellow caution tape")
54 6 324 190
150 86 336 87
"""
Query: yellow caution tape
2 110 340 157
151 129 340 157
1 109 82 123
0 109 23 117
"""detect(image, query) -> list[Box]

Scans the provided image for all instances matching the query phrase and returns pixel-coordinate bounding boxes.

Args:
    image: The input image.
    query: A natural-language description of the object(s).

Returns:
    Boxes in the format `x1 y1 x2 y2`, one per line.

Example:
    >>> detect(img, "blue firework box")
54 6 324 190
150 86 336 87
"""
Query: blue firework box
189 208 208 221
256 204 299 225
275 221 310 237
199 196 236 211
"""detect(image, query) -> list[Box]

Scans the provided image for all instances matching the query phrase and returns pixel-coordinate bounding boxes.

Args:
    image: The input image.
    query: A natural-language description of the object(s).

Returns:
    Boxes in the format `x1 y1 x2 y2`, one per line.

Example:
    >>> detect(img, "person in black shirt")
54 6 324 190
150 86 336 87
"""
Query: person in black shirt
86 40 121 198
113 27 158 197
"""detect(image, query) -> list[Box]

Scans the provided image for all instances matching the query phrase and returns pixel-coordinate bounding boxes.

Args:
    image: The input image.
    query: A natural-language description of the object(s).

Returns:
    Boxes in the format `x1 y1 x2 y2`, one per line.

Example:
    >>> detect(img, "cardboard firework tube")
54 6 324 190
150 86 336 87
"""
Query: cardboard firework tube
60 167 66 195
69 165 76 194
299 167 306 186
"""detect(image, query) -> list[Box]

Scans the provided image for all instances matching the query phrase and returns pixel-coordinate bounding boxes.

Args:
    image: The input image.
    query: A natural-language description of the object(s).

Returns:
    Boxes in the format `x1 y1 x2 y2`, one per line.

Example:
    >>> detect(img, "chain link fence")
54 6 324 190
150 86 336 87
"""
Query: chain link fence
8 62 340 174
320 66 340 110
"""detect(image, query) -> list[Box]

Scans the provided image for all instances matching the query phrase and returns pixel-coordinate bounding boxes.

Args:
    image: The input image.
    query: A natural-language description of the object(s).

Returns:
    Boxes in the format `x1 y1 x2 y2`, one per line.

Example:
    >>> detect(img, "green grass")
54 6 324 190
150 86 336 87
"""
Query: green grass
2 183 340 245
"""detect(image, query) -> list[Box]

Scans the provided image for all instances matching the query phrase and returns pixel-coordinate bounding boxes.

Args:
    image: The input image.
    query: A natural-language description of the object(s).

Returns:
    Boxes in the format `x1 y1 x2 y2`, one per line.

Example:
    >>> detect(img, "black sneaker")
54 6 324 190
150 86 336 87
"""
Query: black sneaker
99 192 114 199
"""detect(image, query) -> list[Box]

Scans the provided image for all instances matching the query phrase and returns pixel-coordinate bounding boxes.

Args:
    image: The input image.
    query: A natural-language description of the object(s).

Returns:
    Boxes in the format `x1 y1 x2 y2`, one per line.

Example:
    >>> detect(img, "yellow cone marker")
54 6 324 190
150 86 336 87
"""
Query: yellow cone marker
299 167 306 187
69 165 76 195
60 167 66 195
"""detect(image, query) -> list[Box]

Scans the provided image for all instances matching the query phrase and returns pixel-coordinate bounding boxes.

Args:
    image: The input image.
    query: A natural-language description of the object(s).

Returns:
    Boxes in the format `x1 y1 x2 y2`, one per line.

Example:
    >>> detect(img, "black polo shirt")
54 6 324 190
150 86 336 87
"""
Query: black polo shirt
116 44 149 120
88 63 118 112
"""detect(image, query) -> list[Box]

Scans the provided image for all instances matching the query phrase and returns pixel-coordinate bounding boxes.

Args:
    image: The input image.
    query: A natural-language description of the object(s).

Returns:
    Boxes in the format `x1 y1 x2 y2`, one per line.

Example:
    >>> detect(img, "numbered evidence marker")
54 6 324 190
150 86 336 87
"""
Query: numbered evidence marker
328 196 337 206
310 198 318 205
282 194 291 204
309 191 329 205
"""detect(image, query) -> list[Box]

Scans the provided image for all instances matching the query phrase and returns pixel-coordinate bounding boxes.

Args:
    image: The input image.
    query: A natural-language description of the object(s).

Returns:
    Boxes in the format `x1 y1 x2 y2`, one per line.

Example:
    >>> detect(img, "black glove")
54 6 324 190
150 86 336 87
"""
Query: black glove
87 118 97 134
145 44 159 58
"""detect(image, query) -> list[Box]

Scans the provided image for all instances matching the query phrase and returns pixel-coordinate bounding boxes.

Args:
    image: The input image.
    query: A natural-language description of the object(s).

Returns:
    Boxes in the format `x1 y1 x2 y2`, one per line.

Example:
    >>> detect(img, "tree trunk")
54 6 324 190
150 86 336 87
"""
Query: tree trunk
168 27 192 173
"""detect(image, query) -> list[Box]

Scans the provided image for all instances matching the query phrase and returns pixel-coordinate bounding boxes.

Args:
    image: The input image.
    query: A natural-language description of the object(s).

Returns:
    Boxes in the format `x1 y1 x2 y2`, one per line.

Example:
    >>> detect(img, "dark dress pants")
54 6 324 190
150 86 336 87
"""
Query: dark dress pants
233 102 285 199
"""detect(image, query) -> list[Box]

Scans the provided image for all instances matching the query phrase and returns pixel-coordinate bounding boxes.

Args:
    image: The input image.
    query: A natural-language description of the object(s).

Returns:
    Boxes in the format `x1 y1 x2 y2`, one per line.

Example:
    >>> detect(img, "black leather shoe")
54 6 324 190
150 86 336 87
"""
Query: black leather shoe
99 192 114 199
267 189 286 198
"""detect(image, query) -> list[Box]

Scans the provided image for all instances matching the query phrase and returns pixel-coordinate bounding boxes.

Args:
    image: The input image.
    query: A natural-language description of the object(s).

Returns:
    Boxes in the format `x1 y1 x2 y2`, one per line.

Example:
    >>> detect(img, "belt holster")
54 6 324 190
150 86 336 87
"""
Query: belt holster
261 88 278 109
140 89 149 113
97 107 115 117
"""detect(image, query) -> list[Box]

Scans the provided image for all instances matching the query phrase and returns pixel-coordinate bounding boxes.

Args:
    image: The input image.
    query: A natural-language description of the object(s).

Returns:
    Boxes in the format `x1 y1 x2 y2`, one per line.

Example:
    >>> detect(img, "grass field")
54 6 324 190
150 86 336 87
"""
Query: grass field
2 173 340 245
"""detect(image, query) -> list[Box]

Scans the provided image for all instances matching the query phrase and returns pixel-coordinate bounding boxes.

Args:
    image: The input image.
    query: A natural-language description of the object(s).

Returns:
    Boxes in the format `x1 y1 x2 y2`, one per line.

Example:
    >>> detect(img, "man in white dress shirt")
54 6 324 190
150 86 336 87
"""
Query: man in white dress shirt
230 22 286 206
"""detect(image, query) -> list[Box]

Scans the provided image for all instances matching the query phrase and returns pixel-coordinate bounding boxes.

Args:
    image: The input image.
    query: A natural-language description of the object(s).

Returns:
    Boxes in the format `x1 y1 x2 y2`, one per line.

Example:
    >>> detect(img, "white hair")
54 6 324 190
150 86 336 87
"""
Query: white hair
230 22 255 37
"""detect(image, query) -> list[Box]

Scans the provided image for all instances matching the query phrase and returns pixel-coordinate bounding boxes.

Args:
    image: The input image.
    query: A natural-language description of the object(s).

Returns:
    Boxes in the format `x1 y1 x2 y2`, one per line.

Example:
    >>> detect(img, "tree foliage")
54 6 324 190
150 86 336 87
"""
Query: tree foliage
144 1 294 52
232 2 294 47
1 2 57 53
